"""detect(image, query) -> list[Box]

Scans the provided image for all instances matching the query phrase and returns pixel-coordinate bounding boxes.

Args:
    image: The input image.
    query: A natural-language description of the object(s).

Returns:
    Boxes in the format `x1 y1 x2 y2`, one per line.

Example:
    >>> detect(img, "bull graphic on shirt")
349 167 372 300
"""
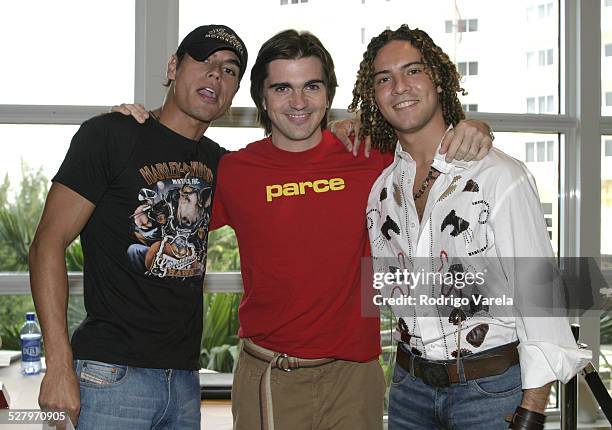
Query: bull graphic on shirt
127 174 212 279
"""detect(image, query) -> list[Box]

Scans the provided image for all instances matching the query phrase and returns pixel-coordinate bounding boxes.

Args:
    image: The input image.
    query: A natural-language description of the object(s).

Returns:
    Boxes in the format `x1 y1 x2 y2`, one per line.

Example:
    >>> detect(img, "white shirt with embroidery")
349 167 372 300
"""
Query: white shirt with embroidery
367 140 591 389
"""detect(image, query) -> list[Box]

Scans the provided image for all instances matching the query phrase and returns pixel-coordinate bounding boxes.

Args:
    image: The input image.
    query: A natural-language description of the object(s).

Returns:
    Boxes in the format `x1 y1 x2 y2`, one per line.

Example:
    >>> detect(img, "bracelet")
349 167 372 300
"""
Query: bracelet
506 406 546 430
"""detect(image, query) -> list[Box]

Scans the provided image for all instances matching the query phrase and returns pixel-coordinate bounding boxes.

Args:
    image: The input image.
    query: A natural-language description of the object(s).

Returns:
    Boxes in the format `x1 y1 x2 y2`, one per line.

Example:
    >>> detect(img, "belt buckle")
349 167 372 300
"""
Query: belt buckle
276 353 292 372
420 362 450 388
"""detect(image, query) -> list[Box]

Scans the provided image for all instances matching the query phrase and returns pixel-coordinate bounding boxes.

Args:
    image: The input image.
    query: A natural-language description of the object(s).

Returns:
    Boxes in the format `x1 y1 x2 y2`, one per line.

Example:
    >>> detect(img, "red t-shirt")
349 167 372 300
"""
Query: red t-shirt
211 130 392 361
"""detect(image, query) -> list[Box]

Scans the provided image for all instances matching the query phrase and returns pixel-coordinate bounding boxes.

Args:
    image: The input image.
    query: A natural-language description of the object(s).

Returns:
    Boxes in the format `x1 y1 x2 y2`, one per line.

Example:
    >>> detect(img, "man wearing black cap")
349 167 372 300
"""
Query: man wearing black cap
29 25 247 429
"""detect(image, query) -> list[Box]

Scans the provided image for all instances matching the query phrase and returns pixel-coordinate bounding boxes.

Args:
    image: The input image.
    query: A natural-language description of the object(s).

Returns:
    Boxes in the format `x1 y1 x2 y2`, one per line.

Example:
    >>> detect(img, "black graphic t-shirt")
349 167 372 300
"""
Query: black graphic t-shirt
53 112 227 370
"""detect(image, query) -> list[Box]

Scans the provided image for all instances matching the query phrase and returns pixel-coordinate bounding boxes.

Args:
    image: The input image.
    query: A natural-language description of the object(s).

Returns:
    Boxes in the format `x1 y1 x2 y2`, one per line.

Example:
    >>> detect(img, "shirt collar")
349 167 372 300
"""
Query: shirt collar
393 124 475 174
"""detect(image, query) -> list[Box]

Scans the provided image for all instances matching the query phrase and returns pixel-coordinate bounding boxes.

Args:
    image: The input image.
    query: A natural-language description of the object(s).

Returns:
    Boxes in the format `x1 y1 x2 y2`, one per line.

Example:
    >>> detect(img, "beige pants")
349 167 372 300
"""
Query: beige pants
231 347 385 430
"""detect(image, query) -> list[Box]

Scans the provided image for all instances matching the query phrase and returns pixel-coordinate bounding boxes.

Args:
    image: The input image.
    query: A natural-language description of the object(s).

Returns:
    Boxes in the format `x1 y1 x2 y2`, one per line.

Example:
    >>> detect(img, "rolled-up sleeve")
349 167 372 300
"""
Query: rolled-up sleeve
490 160 592 388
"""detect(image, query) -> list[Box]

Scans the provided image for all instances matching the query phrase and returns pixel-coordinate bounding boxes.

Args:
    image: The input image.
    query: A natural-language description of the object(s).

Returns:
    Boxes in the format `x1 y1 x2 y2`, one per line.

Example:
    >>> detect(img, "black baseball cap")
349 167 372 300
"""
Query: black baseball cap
176 25 248 79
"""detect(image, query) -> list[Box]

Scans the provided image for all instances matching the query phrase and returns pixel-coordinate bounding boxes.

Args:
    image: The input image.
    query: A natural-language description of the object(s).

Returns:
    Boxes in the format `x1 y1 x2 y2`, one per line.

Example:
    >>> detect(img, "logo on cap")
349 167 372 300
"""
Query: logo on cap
205 28 245 55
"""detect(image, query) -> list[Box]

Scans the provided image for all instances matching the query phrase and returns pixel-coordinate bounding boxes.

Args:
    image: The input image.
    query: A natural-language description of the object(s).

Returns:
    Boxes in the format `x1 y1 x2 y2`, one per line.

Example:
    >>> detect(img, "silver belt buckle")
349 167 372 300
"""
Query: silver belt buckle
276 353 292 372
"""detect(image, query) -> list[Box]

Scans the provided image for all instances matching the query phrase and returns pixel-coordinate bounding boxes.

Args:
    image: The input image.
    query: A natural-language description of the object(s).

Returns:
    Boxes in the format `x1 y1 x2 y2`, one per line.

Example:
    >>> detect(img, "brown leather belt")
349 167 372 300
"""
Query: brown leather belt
396 341 519 388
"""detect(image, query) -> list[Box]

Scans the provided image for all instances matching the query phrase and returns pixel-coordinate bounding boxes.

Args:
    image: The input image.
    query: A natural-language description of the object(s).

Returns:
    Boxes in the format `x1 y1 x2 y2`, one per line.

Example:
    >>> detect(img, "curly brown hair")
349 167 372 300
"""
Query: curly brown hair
349 25 466 153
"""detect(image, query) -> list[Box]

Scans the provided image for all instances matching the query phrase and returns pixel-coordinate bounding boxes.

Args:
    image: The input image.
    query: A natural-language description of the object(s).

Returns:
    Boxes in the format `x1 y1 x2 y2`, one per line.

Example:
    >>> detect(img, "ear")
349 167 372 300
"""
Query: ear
167 54 178 82
262 99 267 111
437 85 442 94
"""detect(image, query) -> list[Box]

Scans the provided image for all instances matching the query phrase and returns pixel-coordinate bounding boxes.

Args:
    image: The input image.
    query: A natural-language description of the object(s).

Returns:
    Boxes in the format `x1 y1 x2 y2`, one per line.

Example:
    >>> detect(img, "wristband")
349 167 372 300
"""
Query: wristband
506 406 546 430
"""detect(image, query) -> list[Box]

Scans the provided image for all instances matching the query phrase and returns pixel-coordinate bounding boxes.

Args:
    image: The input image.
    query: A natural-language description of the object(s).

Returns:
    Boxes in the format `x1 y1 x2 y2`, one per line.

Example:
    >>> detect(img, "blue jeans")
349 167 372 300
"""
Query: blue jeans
388 347 522 430
74 360 201 430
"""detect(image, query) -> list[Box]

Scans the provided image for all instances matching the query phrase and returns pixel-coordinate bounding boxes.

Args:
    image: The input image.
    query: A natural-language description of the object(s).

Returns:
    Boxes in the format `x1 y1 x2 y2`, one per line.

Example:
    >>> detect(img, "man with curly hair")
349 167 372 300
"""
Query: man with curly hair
354 25 590 429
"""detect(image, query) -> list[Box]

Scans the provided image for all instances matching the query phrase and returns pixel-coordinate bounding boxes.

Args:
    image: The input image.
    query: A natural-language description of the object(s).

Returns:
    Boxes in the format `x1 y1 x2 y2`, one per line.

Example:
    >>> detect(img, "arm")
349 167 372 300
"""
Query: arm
490 162 591 416
330 117 493 160
29 183 96 427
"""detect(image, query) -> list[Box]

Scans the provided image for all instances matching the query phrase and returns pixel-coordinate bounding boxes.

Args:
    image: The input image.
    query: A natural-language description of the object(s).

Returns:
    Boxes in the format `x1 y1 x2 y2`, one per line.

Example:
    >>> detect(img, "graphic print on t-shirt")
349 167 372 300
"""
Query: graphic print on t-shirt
127 160 213 279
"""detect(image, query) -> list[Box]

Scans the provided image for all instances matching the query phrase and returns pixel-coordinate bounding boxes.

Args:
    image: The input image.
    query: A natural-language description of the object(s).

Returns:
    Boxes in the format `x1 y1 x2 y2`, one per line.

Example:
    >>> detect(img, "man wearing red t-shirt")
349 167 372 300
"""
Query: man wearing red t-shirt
114 29 492 430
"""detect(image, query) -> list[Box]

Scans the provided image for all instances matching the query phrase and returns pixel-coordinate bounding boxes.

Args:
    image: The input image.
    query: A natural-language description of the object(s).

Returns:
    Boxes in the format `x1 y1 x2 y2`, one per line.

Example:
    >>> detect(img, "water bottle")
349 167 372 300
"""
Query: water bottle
20 312 42 375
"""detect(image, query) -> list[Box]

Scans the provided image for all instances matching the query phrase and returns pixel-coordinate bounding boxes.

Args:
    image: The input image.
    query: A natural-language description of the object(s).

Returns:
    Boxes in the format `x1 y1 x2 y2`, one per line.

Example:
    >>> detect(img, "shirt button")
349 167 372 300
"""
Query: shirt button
410 222 416 229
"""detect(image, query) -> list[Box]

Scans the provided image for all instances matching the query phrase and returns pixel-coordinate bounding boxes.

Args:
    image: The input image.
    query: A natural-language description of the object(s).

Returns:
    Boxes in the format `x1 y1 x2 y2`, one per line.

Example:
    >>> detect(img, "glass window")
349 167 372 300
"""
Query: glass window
539 96 546 113
361 27 366 44
457 19 467 33
547 140 554 161
547 2 554 16
526 6 534 21
547 95 554 113
445 20 453 33
468 104 478 112
526 142 535 162
280 0 287 4
547 48 554 65
458 62 467 76
291 0 299 4
538 4 546 18
469 61 478 75
602 135 612 389
527 97 536 113
205 127 265 152
526 51 535 68
537 141 546 161
602 136 612 270
539 50 546 66
603 1 612 114
180 1 560 113
497 133 560 253
0 1 135 105
0 125 79 271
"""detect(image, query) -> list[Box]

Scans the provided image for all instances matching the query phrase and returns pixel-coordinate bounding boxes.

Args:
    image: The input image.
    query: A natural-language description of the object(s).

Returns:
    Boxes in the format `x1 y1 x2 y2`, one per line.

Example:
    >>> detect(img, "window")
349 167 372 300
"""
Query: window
462 104 478 112
457 19 467 33
539 96 546 113
547 140 554 161
539 50 546 66
606 44 612 57
547 95 554 113
458 61 478 76
547 48 554 65
547 2 553 16
606 140 612 157
468 19 478 32
537 141 546 161
526 142 535 162
538 4 546 18
468 61 478 75
526 51 535 68
526 6 534 21
280 0 287 4
361 28 365 44
0 1 135 105
445 20 453 33
606 0 612 6
527 97 536 113
607 92 612 107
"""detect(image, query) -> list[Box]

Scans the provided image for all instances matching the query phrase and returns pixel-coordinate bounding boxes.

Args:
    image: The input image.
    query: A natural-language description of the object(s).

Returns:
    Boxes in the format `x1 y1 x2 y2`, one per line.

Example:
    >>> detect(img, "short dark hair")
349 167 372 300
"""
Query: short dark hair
349 25 466 153
250 30 338 135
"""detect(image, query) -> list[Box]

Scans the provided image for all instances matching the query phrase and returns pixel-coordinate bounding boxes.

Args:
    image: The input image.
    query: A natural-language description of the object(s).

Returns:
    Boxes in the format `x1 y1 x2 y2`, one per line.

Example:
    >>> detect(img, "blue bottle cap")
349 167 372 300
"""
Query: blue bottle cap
26 312 36 321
